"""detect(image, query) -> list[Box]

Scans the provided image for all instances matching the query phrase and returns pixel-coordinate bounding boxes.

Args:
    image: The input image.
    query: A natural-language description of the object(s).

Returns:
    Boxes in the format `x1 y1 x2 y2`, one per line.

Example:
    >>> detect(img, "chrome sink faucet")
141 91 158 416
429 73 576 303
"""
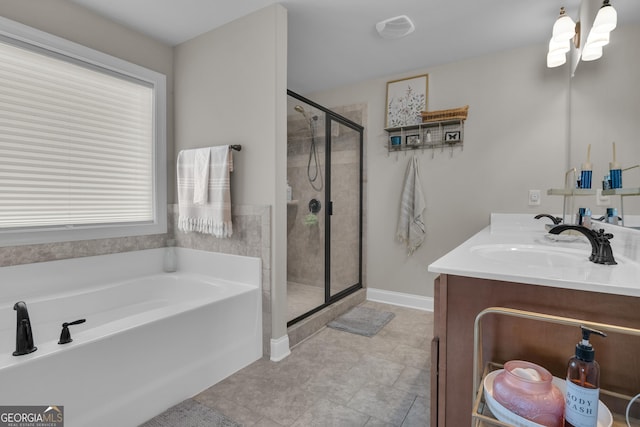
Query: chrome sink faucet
13 301 37 356
548 225 617 265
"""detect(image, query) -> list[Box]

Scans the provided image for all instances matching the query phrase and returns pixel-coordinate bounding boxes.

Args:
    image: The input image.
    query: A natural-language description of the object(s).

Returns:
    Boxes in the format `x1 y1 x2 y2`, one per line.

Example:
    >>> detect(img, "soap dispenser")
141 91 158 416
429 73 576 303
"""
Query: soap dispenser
565 325 607 427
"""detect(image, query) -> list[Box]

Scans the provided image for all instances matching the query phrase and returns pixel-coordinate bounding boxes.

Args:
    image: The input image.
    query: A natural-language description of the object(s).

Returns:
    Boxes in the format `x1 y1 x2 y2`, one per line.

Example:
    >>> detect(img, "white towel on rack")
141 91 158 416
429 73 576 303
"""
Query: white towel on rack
396 155 426 255
177 145 233 238
192 147 210 205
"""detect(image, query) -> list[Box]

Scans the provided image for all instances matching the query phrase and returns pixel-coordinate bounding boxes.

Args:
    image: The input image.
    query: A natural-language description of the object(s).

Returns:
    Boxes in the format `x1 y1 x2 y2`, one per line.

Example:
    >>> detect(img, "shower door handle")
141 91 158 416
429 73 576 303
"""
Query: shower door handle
328 201 333 216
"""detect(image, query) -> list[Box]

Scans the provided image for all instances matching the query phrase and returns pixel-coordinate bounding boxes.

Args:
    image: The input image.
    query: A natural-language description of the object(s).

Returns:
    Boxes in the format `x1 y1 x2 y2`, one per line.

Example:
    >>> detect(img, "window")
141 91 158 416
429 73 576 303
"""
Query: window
0 17 166 246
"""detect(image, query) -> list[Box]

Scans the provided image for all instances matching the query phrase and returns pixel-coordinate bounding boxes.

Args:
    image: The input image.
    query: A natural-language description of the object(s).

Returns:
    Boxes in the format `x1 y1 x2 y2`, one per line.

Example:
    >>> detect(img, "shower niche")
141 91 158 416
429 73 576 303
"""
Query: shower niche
286 90 364 326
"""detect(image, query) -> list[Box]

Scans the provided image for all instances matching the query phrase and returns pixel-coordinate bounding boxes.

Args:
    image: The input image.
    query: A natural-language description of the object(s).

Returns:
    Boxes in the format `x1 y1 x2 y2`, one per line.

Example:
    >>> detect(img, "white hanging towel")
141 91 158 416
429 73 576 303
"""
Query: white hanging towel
192 147 210 205
396 155 426 255
177 145 233 238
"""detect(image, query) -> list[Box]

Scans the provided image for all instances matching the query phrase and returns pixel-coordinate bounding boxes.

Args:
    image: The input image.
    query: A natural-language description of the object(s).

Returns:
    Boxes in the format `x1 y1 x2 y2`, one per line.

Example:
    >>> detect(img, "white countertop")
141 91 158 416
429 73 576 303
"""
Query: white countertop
428 214 640 298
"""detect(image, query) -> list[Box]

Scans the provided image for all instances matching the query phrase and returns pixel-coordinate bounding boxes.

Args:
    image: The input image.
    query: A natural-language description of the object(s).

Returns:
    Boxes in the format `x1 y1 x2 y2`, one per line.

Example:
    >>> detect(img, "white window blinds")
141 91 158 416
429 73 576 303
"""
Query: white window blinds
0 38 155 229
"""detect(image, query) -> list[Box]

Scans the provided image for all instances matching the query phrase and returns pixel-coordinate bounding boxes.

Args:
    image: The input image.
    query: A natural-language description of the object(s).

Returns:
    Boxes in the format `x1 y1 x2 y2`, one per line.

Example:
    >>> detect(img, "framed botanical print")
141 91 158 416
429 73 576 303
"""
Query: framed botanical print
385 74 428 128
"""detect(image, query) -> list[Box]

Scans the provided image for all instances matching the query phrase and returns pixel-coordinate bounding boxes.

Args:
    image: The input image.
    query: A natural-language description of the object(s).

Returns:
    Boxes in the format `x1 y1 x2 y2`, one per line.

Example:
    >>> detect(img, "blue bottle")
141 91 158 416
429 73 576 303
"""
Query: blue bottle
607 208 619 225
609 162 622 189
580 169 592 189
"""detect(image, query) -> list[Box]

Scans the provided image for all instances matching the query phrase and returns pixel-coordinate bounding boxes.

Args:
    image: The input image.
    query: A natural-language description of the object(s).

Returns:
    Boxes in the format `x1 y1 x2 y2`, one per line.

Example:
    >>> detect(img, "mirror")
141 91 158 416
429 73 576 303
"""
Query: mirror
569 21 640 223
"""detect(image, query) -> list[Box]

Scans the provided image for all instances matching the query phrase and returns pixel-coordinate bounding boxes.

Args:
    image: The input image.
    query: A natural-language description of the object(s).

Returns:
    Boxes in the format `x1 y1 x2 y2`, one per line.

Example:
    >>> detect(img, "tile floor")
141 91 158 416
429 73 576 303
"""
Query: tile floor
191 301 432 426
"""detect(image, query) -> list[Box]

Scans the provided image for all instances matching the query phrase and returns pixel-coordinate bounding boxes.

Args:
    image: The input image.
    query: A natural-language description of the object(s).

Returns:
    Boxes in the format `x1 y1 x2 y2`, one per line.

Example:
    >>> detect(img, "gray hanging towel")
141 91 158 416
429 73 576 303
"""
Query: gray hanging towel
396 155 426 255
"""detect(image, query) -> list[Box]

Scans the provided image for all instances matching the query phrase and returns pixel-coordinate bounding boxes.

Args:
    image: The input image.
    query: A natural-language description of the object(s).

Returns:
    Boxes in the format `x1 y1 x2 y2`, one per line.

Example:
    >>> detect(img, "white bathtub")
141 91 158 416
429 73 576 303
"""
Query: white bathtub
0 248 262 427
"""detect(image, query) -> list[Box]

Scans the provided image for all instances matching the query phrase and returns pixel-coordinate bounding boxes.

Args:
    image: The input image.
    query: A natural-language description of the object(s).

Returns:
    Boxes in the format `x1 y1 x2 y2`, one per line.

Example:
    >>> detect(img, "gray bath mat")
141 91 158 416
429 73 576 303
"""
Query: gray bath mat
140 399 240 427
328 306 395 337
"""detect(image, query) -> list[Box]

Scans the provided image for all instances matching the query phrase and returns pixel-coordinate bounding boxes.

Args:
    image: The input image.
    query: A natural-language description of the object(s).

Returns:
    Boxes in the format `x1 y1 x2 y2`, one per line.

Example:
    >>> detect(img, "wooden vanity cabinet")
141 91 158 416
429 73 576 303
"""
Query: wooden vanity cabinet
431 274 640 427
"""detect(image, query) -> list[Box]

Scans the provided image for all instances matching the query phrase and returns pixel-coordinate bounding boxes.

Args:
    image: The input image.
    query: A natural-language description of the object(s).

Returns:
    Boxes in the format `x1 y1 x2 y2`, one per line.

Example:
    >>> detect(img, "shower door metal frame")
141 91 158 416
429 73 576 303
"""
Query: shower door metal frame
287 90 364 327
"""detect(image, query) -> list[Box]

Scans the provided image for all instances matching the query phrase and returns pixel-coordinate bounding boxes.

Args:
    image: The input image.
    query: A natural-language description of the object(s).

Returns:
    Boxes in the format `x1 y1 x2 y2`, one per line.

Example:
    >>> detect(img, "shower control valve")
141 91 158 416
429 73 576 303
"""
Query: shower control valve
309 199 321 214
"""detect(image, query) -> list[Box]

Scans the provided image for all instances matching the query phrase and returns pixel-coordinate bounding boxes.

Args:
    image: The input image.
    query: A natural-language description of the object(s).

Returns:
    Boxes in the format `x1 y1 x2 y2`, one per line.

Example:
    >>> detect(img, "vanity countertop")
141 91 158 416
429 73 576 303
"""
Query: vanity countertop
428 213 640 297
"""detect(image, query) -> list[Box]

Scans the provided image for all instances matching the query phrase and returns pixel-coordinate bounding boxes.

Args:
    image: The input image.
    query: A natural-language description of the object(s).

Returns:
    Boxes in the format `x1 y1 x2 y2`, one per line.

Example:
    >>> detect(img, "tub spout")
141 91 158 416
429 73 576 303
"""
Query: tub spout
13 301 37 356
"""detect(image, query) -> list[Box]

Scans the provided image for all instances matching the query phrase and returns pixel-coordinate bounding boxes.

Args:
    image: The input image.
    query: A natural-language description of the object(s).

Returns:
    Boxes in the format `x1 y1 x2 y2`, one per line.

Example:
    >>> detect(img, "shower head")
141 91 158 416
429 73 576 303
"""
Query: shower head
294 105 318 122
294 104 310 122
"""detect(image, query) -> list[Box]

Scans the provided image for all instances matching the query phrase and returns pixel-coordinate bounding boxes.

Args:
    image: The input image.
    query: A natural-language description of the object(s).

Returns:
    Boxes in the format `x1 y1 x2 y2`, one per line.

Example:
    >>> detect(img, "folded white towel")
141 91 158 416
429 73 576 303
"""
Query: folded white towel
177 145 233 238
396 155 426 255
192 148 210 205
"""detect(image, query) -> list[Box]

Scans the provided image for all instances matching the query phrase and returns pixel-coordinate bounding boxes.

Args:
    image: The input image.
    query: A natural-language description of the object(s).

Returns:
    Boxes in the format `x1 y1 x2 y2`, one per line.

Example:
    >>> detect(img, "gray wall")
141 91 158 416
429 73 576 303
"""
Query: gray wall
570 25 640 215
0 2 290 353
307 44 571 298
308 26 640 299
0 0 174 265
4 1 635 350
1 0 176 200
173 4 289 345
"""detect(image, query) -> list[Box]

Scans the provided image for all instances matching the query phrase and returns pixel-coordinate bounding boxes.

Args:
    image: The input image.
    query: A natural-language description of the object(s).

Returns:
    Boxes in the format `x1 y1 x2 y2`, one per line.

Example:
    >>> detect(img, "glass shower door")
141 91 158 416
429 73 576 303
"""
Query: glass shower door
286 98 326 322
328 118 362 300
286 90 363 326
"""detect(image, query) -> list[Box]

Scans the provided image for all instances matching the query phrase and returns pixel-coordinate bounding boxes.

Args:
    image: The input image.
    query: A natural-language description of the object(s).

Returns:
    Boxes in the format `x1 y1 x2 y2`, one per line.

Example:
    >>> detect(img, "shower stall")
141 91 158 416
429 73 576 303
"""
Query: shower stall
286 90 364 325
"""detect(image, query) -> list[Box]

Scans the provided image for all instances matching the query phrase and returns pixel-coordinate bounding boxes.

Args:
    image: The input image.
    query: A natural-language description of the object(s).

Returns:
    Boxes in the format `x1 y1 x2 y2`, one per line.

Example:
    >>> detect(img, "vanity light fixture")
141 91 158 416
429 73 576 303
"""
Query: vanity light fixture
547 1 617 67
591 0 617 33
582 0 617 61
547 7 576 68
552 7 577 42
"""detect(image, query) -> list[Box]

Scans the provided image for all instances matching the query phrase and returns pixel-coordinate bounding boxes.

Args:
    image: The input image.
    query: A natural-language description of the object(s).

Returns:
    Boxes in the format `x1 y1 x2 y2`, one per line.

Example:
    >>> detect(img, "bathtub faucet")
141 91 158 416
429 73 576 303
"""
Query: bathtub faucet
13 301 37 356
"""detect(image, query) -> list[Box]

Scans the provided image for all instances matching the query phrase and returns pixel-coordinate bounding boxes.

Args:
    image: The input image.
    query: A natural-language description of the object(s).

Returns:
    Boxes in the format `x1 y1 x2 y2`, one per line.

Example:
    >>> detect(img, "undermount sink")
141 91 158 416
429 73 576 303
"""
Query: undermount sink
470 244 590 268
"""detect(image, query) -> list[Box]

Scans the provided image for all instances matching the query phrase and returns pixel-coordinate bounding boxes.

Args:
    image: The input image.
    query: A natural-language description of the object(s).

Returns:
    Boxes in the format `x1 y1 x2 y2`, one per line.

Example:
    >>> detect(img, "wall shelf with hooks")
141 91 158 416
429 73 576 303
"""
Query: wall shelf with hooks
385 119 464 153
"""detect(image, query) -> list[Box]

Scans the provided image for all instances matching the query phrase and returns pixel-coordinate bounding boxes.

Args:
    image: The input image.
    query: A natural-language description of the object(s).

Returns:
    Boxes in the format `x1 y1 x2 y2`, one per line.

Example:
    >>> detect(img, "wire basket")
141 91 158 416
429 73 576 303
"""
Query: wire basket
421 105 469 123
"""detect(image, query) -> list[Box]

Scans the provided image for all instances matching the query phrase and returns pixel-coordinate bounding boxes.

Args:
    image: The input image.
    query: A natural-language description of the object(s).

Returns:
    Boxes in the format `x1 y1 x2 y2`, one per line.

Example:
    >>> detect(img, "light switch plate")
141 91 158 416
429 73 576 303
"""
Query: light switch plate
528 189 541 206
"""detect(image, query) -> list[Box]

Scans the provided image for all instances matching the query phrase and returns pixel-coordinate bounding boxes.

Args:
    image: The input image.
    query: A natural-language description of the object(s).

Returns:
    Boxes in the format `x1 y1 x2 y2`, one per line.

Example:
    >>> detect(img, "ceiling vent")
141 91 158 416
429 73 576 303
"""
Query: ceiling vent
375 15 415 39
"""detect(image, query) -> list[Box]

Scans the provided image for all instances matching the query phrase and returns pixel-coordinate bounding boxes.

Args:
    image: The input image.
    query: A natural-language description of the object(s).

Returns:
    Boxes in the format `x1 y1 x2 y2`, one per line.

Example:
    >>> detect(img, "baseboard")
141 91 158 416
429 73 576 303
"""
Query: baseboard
270 335 291 362
366 288 434 311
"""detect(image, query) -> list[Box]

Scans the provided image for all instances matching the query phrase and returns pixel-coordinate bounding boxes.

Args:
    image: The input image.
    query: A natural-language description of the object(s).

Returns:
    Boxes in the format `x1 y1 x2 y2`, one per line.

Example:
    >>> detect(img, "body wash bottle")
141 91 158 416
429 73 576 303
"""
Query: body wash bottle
565 326 606 427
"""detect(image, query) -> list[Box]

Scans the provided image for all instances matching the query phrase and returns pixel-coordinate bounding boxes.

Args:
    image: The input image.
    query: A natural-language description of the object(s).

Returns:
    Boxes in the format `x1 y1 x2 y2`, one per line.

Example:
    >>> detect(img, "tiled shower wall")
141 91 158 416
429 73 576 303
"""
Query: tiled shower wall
0 204 272 357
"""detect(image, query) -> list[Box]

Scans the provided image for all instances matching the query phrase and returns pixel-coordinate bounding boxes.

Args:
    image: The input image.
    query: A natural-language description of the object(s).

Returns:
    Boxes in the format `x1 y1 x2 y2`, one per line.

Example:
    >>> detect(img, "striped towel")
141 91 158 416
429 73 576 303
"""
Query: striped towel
177 145 233 238
192 148 211 205
396 155 426 255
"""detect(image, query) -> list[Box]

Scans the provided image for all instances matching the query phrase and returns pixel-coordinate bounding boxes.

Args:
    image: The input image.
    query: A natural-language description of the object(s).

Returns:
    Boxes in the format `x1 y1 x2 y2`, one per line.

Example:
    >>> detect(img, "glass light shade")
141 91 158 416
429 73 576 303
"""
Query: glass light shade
585 30 610 48
547 51 567 68
552 14 576 42
592 4 617 33
549 38 570 55
582 45 603 61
